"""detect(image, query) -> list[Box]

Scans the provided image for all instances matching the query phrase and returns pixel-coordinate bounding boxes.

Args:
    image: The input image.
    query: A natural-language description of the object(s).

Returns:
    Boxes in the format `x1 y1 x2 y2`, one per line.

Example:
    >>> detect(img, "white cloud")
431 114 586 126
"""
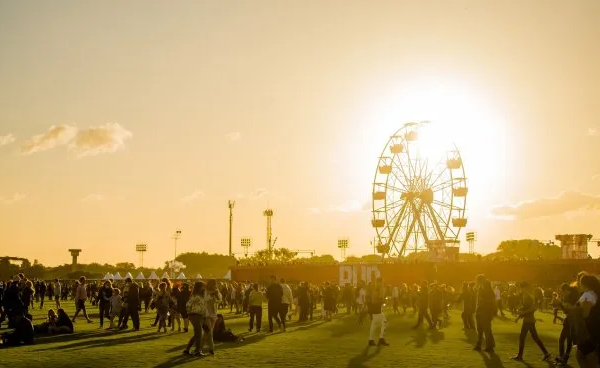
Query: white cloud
181 189 205 203
0 133 16 147
588 128 598 136
21 125 77 154
308 207 321 214
21 123 132 157
249 188 269 201
491 191 600 220
225 132 241 141
592 173 600 181
70 123 132 157
0 193 26 204
81 194 105 202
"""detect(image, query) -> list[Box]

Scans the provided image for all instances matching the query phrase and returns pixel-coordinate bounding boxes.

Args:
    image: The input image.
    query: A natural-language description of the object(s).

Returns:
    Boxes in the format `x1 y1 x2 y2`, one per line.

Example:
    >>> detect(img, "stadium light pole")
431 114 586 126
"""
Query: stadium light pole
228 200 235 257
172 230 181 277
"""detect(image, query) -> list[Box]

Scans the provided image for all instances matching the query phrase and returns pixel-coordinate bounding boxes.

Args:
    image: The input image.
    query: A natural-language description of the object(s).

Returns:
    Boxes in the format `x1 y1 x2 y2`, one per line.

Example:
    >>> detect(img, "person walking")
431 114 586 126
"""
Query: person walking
98 281 112 328
184 281 207 358
280 278 293 332
248 284 264 332
72 277 92 323
265 275 283 333
367 277 389 347
473 275 496 353
511 281 551 362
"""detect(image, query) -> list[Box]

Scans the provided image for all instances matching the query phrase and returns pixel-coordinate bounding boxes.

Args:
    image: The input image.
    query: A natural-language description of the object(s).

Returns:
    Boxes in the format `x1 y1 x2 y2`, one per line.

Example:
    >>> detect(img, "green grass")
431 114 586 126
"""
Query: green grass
1 301 565 368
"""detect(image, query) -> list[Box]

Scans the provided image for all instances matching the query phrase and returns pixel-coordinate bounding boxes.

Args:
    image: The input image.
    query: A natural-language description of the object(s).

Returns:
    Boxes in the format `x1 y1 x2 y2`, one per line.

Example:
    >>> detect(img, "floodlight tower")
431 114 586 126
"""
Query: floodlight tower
263 209 274 258
241 237 252 257
136 243 147 268
337 238 349 261
172 230 181 276
466 232 477 254
228 200 235 256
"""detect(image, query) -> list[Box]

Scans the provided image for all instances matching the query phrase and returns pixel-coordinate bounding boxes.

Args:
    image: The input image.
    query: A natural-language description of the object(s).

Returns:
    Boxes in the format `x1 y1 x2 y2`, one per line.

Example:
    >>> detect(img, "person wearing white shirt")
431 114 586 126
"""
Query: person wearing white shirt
356 281 367 325
280 278 293 332
575 274 600 367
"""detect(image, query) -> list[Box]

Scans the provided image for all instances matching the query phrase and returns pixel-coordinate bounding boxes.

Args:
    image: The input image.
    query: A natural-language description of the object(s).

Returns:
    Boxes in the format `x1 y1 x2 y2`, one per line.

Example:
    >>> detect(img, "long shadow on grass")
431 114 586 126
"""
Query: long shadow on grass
346 345 381 368
153 354 197 368
35 331 164 352
165 330 268 354
404 328 445 348
478 352 505 368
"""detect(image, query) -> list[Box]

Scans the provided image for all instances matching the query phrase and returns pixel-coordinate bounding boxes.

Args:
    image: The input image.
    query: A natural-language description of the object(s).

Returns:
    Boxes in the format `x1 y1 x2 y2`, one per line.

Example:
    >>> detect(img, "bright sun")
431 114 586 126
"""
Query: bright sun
361 77 508 214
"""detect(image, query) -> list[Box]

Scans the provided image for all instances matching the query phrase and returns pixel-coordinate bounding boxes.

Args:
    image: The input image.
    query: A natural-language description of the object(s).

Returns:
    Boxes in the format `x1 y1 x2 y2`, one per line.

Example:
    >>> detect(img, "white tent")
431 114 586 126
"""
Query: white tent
195 274 203 279
161 272 170 280
148 271 159 280
135 272 145 280
176 272 187 280
113 272 123 280
103 272 113 280
124 272 134 280
222 270 231 280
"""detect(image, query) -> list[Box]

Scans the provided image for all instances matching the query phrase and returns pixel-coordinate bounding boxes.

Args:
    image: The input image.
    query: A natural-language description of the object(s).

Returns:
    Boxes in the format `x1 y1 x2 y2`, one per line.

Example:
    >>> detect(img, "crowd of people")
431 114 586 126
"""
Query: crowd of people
1 270 599 367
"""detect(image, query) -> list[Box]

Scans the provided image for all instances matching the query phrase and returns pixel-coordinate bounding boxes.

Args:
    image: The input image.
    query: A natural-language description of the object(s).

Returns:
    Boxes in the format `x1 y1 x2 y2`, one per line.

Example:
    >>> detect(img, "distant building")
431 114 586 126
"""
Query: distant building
555 234 592 260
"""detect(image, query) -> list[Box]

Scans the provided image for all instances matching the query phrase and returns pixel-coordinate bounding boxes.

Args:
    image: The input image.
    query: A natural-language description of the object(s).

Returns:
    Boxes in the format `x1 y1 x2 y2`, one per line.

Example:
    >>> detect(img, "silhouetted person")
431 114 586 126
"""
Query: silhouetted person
511 282 551 362
265 275 282 333
473 275 496 352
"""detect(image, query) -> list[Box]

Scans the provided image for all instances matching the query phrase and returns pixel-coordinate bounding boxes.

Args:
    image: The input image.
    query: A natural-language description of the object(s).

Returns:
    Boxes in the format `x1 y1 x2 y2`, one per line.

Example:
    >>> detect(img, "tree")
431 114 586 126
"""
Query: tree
494 239 561 260
272 248 298 263
307 254 337 264
115 262 136 270
360 255 383 263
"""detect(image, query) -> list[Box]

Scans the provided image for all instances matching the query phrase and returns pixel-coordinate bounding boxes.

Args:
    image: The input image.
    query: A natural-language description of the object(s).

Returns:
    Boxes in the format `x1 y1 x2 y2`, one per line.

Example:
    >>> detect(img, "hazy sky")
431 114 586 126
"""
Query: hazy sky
1 1 599 267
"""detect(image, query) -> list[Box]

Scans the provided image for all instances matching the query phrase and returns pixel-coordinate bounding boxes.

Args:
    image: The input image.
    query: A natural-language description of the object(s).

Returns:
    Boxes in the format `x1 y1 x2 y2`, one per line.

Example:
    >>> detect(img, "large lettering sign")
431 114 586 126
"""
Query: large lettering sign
231 260 600 285
339 265 381 286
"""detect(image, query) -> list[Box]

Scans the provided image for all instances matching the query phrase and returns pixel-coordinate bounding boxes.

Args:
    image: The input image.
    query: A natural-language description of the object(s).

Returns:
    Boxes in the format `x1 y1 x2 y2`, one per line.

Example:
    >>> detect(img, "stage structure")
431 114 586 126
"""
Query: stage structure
136 243 147 268
371 121 468 261
337 238 349 261
555 234 592 260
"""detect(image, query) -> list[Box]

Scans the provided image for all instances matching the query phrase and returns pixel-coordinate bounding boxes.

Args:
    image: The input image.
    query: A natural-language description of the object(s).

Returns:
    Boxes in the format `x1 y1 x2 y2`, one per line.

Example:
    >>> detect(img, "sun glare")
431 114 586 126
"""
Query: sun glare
363 77 508 210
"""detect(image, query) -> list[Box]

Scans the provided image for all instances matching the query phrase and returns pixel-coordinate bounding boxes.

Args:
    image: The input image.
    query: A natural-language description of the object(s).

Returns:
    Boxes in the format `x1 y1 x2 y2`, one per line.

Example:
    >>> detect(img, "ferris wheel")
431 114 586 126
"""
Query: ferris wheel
371 121 468 259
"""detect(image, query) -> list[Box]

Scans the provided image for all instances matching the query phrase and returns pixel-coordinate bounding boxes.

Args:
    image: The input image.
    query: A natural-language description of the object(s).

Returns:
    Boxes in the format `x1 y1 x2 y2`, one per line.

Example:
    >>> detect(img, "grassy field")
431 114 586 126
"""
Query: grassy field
1 301 565 368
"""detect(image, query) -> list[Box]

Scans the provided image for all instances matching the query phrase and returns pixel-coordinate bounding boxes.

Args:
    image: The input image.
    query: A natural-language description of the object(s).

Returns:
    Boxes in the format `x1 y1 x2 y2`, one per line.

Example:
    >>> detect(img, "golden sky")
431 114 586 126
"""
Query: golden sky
1 1 600 267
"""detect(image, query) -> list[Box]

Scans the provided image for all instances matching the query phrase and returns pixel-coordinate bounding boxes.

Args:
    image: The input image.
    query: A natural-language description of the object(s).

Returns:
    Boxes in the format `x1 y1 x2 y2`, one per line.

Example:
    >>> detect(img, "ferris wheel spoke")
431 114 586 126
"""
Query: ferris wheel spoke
398 203 420 256
427 165 450 190
424 203 449 240
388 168 410 192
385 201 410 249
430 178 455 193
391 155 412 190
432 200 460 212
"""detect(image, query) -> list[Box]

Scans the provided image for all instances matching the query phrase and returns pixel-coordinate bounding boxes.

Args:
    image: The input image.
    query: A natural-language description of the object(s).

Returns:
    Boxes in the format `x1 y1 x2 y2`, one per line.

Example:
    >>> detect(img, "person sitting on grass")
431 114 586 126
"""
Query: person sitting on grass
0 313 34 347
52 309 73 334
33 309 57 334
212 314 243 342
